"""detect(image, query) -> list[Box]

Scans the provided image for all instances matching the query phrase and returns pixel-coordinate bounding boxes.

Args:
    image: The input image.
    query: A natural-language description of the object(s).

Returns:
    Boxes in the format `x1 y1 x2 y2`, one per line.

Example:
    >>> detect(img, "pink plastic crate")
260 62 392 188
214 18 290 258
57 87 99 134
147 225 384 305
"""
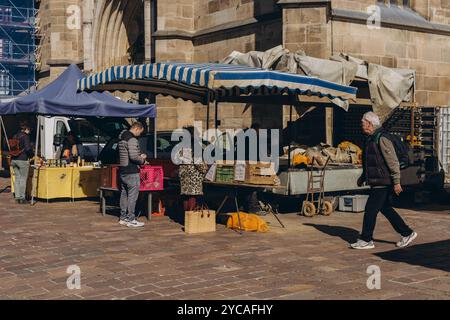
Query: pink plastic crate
140 166 164 191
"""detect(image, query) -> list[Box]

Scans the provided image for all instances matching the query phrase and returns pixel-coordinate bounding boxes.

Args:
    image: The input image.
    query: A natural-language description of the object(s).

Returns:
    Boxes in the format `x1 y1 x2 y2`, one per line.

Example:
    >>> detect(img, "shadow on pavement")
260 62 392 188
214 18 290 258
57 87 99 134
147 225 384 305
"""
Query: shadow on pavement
375 239 450 272
303 223 396 245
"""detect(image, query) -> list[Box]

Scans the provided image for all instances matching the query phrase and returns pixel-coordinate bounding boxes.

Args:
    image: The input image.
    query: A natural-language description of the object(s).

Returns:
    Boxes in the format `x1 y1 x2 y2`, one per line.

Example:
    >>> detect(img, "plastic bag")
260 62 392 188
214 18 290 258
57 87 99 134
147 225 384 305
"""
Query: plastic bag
226 212 269 232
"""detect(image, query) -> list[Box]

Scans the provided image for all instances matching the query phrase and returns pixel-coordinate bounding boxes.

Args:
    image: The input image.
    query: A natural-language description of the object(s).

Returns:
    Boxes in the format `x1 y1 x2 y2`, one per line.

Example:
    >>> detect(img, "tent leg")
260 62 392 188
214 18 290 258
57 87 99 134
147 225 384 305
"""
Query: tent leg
31 116 41 205
288 105 293 169
206 103 210 133
214 101 218 130
0 116 10 171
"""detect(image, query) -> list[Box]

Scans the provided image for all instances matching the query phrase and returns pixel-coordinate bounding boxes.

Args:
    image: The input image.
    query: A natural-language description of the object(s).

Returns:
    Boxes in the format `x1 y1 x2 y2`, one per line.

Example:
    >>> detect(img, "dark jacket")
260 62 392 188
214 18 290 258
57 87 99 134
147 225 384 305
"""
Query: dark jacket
362 128 401 186
11 131 33 161
118 130 144 174
61 138 84 161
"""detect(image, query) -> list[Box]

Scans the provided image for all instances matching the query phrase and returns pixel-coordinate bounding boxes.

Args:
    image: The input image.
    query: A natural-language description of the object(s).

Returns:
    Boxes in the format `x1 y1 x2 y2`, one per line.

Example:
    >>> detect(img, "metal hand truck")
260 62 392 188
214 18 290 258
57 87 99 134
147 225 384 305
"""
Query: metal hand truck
301 156 333 217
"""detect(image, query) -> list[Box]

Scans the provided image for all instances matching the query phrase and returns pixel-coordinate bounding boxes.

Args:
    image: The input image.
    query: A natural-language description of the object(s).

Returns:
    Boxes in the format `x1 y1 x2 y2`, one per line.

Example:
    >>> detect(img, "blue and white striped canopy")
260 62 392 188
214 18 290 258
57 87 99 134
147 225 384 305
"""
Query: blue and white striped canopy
77 63 357 103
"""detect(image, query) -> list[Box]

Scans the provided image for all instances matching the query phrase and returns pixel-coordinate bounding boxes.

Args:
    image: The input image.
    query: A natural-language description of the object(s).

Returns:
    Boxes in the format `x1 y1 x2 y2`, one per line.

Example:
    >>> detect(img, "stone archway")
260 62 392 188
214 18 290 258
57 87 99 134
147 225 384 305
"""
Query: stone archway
91 0 145 72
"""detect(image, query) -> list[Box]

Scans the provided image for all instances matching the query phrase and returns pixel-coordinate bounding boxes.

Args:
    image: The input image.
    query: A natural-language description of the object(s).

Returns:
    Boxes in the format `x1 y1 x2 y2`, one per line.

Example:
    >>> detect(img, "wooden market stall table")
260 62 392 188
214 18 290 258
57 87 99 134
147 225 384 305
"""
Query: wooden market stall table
11 165 103 202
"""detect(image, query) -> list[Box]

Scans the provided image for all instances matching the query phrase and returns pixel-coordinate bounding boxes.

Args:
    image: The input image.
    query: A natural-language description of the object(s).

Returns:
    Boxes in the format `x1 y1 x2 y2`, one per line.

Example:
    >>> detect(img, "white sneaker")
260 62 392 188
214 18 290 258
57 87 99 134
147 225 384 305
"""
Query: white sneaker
396 231 417 248
126 219 145 228
118 219 128 226
350 239 375 250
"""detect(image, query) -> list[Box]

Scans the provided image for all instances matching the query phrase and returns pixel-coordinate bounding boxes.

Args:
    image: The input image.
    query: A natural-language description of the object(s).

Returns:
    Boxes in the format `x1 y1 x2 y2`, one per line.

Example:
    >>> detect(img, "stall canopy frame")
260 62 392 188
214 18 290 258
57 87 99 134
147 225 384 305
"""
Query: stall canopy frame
77 63 357 107
77 62 358 168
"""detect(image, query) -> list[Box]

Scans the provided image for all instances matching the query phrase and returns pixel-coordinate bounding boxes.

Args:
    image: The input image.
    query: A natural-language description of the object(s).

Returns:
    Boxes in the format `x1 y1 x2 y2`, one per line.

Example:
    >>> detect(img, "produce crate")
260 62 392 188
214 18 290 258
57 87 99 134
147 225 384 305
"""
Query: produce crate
101 165 164 191
140 165 164 191
215 165 235 183
245 162 276 185
100 165 119 189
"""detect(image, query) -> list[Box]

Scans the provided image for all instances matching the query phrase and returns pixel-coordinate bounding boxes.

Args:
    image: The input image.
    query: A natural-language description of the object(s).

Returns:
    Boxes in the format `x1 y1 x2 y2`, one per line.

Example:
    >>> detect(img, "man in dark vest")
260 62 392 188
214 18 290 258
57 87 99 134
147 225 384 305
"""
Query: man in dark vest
351 112 417 249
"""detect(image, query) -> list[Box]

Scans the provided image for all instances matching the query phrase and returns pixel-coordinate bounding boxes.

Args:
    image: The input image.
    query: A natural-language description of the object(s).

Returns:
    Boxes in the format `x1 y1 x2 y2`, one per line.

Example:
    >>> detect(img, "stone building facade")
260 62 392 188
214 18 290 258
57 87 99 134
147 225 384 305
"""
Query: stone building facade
36 0 450 134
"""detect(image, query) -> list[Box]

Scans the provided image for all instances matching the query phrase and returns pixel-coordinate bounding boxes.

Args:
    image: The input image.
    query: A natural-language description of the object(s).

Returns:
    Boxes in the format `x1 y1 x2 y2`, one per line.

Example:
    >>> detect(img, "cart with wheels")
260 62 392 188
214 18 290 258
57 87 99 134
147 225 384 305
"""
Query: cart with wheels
301 157 334 217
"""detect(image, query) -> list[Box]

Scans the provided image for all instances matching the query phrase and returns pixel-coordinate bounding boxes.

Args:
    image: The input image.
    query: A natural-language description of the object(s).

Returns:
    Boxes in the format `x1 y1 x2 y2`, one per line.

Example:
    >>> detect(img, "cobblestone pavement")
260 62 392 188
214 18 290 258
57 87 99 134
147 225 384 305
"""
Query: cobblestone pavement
0 178 448 300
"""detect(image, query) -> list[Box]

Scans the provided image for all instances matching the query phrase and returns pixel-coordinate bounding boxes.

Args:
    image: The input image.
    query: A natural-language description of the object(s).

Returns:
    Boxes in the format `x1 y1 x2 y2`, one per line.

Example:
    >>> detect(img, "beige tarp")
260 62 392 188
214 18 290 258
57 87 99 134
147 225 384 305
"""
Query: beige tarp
221 46 415 120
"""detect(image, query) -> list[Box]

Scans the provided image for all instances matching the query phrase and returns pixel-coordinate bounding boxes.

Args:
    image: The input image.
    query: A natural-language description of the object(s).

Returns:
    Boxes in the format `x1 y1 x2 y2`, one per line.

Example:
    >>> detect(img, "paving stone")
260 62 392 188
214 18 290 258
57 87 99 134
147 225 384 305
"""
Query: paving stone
0 177 448 299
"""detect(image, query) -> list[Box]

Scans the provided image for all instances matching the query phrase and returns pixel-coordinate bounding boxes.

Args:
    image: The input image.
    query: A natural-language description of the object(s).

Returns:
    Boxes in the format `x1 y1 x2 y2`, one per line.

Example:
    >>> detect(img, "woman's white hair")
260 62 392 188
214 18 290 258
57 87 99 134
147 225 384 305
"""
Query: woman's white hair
362 112 381 128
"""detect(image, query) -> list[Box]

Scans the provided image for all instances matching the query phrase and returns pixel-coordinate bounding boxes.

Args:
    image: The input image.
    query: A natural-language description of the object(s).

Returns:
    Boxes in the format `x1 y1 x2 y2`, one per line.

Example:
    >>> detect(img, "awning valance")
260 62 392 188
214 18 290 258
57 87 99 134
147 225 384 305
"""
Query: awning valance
77 63 357 107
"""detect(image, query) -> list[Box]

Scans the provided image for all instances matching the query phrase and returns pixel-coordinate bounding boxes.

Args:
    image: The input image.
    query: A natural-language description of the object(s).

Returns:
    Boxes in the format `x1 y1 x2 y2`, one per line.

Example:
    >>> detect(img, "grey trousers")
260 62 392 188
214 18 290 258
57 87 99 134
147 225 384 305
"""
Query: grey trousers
11 160 29 200
119 173 140 221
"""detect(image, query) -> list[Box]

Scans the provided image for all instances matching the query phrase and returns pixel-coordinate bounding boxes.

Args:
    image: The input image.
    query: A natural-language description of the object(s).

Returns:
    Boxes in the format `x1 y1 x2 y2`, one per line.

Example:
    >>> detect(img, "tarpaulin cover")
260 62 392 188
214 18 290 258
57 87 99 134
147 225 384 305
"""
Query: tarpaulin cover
222 46 415 118
0 64 156 117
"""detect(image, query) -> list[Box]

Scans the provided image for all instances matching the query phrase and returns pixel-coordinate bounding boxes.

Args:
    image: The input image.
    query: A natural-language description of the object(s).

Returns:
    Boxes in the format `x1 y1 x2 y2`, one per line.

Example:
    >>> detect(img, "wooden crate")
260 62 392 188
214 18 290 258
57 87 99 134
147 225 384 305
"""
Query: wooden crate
245 162 276 185
215 164 235 183
184 210 216 234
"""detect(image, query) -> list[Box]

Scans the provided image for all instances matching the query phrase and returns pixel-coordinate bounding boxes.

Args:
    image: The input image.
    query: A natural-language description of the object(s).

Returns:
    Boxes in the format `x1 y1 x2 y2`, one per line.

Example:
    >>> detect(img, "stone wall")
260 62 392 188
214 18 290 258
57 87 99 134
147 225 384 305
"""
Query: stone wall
157 0 195 32
36 0 83 87
283 6 330 58
332 0 450 25
332 21 450 106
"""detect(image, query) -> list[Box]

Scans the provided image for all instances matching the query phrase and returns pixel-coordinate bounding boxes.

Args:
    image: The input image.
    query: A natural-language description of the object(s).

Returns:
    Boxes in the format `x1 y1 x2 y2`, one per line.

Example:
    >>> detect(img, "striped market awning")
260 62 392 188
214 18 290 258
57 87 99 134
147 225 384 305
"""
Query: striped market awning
77 63 357 107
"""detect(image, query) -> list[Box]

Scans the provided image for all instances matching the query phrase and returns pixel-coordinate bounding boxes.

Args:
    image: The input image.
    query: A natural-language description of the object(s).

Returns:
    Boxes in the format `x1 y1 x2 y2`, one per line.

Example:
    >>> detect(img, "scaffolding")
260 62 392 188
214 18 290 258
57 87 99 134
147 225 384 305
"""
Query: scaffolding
0 0 36 98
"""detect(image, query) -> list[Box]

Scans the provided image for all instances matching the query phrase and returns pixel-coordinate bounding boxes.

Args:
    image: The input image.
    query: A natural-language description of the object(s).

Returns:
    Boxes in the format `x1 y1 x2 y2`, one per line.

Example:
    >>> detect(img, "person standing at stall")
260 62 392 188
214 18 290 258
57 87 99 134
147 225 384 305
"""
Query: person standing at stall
177 126 208 211
118 122 147 227
61 132 84 162
351 112 417 249
10 122 33 204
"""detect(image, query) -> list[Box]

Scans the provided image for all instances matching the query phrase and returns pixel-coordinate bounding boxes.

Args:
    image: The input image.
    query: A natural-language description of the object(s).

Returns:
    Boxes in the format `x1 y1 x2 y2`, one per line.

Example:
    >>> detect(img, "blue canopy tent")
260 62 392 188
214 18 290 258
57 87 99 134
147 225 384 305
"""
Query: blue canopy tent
77 62 358 166
0 64 156 118
0 64 157 173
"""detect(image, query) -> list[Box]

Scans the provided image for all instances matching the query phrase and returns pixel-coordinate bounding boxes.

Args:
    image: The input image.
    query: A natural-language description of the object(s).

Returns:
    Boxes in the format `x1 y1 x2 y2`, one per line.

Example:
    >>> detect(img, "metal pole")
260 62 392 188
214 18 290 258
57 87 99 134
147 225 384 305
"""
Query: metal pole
31 115 41 205
214 100 219 129
34 116 40 162
97 127 100 161
0 116 10 171
288 105 293 169
0 116 10 151
154 117 157 159
206 102 210 133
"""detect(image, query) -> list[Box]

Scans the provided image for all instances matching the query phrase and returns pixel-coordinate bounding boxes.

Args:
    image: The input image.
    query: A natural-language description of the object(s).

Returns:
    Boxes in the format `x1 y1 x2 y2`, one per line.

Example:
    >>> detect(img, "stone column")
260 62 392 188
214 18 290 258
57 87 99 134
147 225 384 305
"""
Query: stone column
144 0 152 63
82 0 94 71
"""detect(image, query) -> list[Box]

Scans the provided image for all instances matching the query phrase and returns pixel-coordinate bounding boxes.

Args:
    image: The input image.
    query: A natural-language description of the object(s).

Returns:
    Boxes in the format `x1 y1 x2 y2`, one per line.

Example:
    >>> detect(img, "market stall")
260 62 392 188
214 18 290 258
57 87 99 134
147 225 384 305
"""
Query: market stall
0 64 157 204
77 62 358 218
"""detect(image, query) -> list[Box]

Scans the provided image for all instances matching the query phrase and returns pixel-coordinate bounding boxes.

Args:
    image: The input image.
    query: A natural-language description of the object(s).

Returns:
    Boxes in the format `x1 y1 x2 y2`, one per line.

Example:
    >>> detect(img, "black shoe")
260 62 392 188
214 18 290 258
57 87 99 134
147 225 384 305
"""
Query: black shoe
18 199 29 204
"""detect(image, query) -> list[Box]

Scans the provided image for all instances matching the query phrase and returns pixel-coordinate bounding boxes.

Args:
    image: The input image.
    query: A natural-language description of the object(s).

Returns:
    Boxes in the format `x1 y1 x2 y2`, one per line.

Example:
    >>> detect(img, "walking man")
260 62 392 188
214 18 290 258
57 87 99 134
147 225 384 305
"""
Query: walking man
351 112 417 249
118 122 147 227
11 122 33 204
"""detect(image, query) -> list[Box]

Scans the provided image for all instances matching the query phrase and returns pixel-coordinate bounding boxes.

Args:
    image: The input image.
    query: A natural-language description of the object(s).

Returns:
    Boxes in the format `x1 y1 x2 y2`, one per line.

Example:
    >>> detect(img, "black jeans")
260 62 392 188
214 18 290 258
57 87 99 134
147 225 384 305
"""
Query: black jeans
361 187 413 242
